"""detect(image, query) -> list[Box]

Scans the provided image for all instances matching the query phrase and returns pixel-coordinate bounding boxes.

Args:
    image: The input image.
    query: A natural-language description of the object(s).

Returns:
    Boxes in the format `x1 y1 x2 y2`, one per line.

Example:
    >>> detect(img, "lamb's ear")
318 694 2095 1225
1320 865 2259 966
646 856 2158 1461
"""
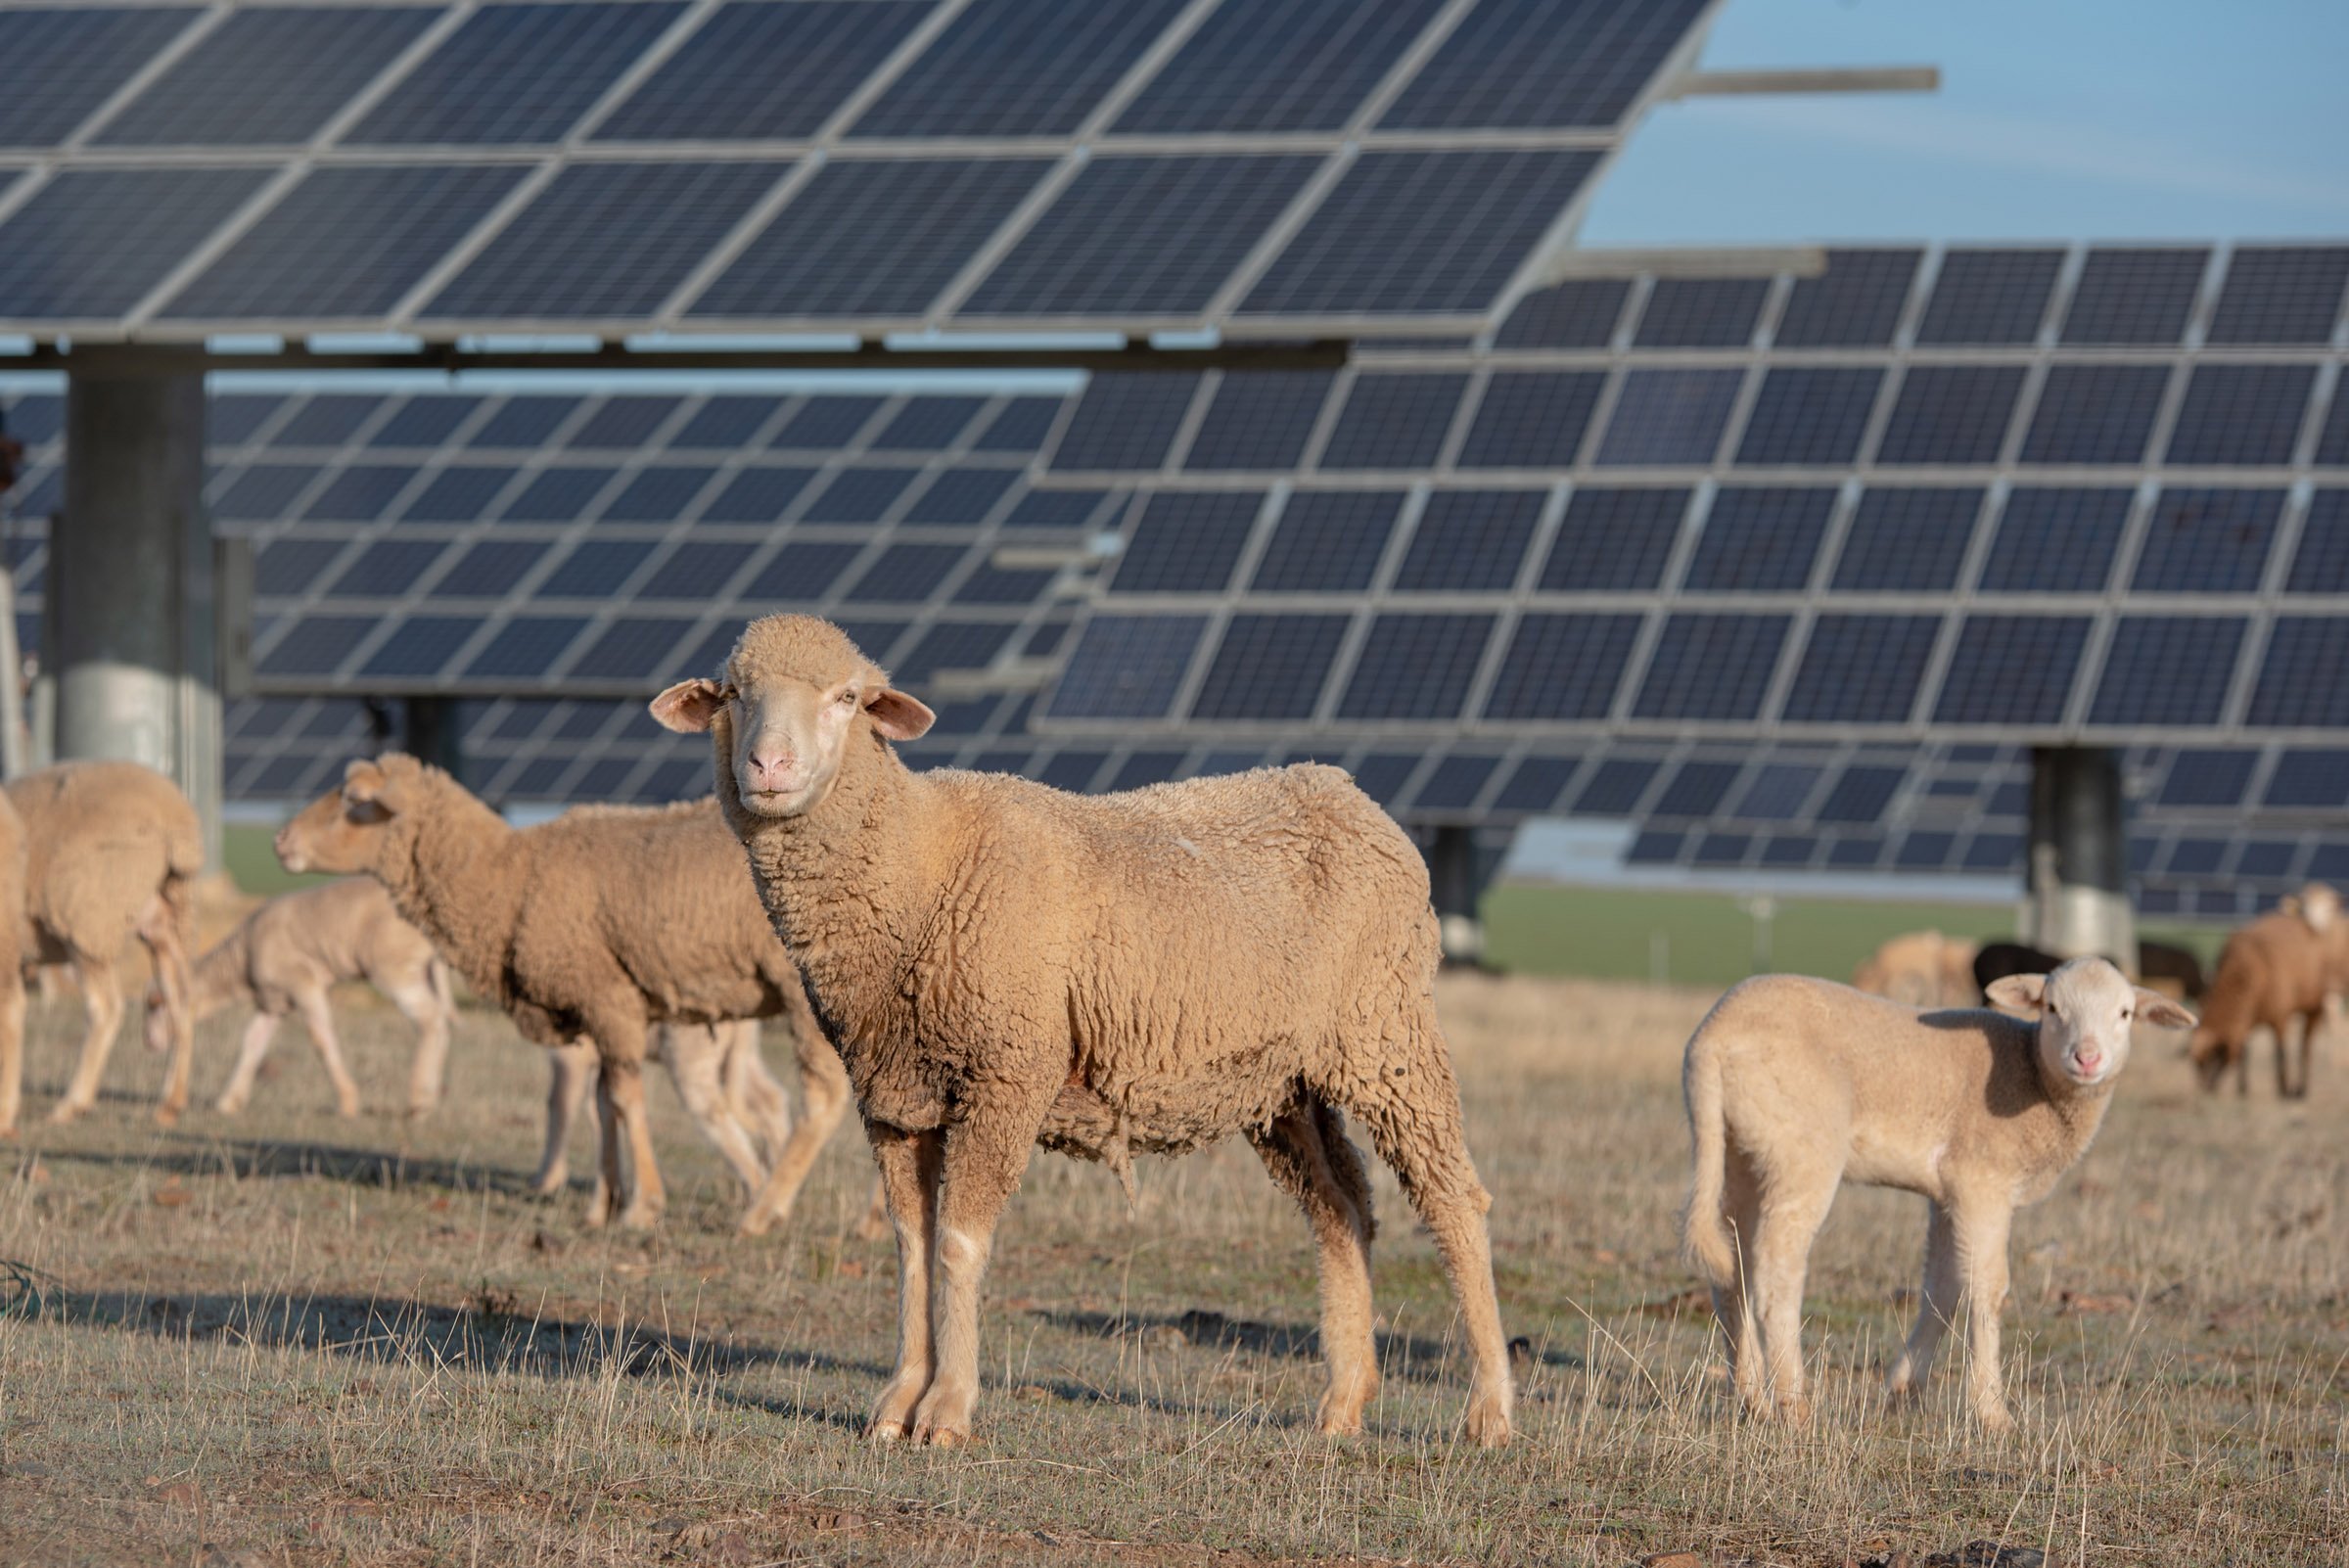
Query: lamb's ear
2133 988 2196 1030
864 686 935 741
650 678 725 734
1985 973 2047 1014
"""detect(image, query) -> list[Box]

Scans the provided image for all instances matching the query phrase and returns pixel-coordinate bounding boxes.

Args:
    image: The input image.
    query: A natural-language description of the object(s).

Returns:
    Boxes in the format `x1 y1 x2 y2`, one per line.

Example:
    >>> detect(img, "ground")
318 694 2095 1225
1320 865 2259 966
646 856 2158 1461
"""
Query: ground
2 960 2339 1568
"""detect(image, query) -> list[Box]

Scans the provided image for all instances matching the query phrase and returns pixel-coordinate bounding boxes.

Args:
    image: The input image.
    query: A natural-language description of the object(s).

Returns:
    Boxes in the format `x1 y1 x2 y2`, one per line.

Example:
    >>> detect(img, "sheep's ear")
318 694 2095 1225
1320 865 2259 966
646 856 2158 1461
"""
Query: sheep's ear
1986 973 2047 1014
2133 988 2195 1030
650 678 726 734
864 686 935 741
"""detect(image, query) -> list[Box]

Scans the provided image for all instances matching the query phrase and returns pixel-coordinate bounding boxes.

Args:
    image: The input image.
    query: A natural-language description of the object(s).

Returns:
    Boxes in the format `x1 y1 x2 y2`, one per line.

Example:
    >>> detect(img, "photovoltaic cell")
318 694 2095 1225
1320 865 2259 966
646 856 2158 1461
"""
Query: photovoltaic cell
2286 490 2349 592
1379 0 1709 129
1250 490 1403 592
2059 249 2209 345
1481 613 1639 719
1830 487 1982 591
2 7 196 146
1593 368 1742 466
1115 0 1447 133
349 4 687 144
1875 365 2025 465
1773 249 1919 346
2247 619 2349 727
1110 491 1262 594
851 0 1191 137
2162 364 2316 465
428 161 782 320
2019 364 2170 465
1391 490 1543 591
1934 616 2089 724
1780 615 1940 722
1634 278 1768 347
0 166 269 318
97 7 441 146
1494 279 1631 348
1537 487 1686 590
1682 487 1834 591
1238 150 1599 315
1916 250 2062 345
1183 372 1337 472
595 2 933 141
2130 487 2282 592
1976 487 2130 593
969 155 1321 316
1335 613 1494 719
1734 367 1882 465
2206 246 2349 344
166 164 527 319
1045 614 1206 719
2089 617 2244 725
1632 614 1789 720
1052 375 1202 472
1190 614 1352 719
1456 371 1605 468
1317 373 1466 470
694 159 1053 319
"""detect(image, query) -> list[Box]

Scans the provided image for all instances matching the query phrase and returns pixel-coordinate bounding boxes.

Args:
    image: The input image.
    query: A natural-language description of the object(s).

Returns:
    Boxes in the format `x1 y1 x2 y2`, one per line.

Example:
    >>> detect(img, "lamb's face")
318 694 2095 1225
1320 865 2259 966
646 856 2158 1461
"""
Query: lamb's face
276 759 404 875
1986 957 2196 1088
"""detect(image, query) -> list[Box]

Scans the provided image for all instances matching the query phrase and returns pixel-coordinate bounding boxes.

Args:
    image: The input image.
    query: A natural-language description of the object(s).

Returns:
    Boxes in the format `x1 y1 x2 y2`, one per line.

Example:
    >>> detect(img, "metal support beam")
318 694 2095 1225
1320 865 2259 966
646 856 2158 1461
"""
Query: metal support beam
2025 747 2135 971
1426 824 1489 969
54 354 222 867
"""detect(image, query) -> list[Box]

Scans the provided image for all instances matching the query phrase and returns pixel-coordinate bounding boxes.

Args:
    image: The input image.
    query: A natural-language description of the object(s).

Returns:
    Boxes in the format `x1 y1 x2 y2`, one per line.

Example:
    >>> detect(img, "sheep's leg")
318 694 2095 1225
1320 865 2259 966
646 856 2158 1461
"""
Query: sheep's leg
50 955 122 1125
1887 1200 1961 1403
660 1024 771 1203
1713 1144 1768 1415
1247 1098 1378 1437
741 1023 852 1238
1749 1174 1837 1423
387 973 450 1117
214 1010 284 1114
534 1043 598 1195
295 989 362 1120
0 971 24 1137
1954 1201 2015 1430
866 1123 944 1443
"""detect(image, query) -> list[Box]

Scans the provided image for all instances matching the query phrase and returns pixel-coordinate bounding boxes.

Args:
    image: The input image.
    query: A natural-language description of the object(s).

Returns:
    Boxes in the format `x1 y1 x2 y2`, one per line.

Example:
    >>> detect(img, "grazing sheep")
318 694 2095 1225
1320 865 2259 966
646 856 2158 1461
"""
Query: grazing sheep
144 877 454 1120
275 766 851 1233
1682 958 2192 1429
1853 931 1981 1007
8 761 202 1127
2188 900 2341 1099
0 791 27 1138
651 614 1514 1449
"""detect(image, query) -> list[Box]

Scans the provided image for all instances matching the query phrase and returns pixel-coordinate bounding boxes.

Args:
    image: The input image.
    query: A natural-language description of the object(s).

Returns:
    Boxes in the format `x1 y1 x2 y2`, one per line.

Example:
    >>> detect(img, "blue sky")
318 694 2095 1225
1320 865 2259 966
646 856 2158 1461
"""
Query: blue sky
1583 0 2349 247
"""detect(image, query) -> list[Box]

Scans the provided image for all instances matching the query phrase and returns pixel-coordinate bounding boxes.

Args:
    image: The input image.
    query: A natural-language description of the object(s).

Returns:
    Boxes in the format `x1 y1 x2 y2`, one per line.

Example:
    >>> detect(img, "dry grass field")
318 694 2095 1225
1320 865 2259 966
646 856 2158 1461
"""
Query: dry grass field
1 971 2343 1566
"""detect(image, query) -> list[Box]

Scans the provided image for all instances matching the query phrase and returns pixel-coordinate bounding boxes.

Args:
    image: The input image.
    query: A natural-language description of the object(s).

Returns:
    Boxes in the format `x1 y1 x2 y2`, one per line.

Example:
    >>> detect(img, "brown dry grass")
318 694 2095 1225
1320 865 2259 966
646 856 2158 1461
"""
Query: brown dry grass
1 973 2343 1567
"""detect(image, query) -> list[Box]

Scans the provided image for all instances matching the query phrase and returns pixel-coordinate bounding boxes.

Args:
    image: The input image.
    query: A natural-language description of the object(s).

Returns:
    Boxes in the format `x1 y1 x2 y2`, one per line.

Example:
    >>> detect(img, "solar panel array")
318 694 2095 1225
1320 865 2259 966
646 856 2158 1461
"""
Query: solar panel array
1031 242 2349 749
0 0 1713 340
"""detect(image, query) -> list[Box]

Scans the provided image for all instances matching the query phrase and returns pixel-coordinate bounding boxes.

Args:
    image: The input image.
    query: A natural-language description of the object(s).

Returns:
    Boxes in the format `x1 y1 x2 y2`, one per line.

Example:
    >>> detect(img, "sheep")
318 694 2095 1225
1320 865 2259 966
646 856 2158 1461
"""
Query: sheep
649 614 1515 1449
274 766 851 1232
7 761 202 1127
1681 958 2193 1430
0 791 27 1138
1853 931 1980 1007
2188 897 2343 1099
139 877 455 1120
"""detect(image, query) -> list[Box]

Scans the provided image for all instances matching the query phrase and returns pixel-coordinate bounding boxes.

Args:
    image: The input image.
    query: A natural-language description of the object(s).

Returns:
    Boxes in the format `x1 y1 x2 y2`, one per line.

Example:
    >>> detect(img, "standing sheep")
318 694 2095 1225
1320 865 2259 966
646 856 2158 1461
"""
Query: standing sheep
8 761 202 1127
141 877 454 1120
1853 931 1981 1007
2188 897 2341 1099
651 615 1514 1448
1682 959 2192 1429
275 768 851 1232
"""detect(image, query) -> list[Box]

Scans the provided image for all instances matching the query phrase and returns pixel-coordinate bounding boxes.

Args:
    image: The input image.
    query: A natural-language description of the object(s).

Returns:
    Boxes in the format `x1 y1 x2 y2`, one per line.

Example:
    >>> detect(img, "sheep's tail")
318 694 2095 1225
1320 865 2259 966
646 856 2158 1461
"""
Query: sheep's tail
1681 1037 1738 1287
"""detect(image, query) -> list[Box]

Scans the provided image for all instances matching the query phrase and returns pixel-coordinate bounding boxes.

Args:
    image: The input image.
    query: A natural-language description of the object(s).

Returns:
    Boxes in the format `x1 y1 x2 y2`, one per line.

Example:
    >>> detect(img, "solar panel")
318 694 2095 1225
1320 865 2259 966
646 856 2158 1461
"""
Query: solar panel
1594 368 1742 466
1190 614 1353 720
1482 614 1640 720
1250 491 1404 592
2059 248 2209 346
2018 364 2170 465
1780 615 1939 723
1380 0 1711 129
2205 246 2349 344
1391 491 1544 591
1115 0 1447 133
1831 488 1983 592
1682 488 1834 592
1772 249 1918 347
1632 614 1788 720
1875 365 2025 465
1537 487 1687 590
1734 367 1882 465
2162 365 2316 466
1916 250 2063 345
1457 372 1605 468
2130 488 2282 593
2088 617 2245 726
351 4 688 145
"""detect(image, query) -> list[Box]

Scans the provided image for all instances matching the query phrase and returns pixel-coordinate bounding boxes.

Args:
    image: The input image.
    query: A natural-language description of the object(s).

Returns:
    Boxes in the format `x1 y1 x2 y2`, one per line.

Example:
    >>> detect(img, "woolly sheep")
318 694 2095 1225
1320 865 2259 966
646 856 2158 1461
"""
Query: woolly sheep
2188 893 2343 1099
275 762 851 1233
651 615 1514 1448
7 761 202 1128
1853 931 1980 1008
0 790 26 1137
140 877 454 1120
1682 958 2193 1429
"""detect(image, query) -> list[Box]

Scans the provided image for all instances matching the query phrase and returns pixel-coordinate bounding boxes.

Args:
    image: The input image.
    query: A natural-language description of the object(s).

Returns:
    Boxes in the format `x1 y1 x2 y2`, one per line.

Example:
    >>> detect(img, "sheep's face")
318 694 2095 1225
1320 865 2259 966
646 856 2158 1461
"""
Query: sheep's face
652 618 933 820
1985 957 2196 1088
276 759 405 874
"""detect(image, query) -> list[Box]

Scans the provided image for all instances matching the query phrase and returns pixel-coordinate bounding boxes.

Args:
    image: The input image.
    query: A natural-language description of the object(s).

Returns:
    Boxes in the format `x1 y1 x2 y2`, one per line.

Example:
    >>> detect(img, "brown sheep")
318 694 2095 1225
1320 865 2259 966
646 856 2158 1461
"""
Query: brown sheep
1852 931 1980 1008
0 789 27 1137
274 768 851 1232
1683 959 2193 1429
2189 894 2341 1099
8 761 202 1127
143 877 454 1120
651 614 1514 1449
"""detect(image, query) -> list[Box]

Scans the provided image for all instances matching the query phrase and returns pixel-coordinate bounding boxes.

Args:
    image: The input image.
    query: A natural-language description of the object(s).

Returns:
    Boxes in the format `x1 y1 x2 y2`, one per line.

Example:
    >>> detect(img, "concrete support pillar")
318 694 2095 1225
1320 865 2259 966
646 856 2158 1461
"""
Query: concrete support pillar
54 358 220 866
403 695 467 786
2025 746 2135 971
1426 824 1488 968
